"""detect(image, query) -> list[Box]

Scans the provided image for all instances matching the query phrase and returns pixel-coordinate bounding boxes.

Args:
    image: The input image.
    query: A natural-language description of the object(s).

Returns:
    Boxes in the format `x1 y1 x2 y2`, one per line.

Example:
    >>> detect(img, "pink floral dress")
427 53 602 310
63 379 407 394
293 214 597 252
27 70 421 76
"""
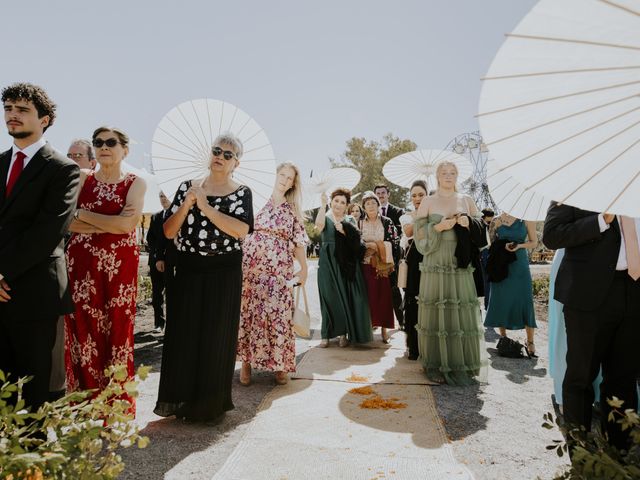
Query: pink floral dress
237 199 307 372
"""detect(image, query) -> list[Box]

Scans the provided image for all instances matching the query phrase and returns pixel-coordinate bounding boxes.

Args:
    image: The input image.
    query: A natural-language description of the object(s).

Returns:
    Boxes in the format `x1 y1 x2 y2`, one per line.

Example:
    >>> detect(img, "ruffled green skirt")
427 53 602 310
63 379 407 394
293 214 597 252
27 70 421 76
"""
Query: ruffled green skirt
415 215 488 385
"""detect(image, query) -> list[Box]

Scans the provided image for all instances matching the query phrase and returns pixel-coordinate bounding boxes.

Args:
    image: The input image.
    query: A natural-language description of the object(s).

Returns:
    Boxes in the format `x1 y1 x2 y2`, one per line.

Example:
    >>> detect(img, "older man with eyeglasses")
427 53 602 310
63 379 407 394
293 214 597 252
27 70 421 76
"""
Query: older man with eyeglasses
67 138 96 170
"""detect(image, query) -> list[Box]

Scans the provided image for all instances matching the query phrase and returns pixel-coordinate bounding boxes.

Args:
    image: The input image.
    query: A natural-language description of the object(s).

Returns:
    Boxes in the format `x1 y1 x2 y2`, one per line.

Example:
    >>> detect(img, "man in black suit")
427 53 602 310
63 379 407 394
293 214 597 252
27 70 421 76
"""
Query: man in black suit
0 83 80 409
375 184 405 327
146 192 172 332
544 202 640 449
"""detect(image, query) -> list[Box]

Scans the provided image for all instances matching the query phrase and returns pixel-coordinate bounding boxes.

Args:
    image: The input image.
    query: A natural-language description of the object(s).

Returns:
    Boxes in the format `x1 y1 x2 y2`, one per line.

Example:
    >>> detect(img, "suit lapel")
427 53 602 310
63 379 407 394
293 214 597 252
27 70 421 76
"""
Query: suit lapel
0 144 51 218
0 149 10 202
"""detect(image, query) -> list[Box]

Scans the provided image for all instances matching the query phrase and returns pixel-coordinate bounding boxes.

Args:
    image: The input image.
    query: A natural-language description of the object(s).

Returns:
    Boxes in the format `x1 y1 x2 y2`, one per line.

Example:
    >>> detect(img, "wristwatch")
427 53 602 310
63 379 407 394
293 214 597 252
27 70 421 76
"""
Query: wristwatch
73 210 80 221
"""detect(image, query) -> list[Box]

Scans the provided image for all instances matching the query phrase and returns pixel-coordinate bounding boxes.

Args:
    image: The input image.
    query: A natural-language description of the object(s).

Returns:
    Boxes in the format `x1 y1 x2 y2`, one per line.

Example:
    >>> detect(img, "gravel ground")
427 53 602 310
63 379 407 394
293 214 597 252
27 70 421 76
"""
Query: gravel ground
120 260 569 479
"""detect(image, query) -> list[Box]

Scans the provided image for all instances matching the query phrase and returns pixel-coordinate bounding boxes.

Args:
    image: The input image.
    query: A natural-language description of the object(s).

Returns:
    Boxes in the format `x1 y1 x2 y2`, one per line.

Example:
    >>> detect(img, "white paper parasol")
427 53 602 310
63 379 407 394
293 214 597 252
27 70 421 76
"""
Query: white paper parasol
95 161 163 213
301 167 361 211
478 0 640 216
151 99 276 211
382 149 473 192
486 156 551 221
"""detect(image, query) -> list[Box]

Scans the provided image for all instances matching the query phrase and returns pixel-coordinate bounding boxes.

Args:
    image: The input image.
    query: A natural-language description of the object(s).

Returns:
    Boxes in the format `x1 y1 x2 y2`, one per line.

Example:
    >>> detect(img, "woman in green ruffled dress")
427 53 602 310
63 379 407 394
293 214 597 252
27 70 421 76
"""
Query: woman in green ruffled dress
414 161 488 385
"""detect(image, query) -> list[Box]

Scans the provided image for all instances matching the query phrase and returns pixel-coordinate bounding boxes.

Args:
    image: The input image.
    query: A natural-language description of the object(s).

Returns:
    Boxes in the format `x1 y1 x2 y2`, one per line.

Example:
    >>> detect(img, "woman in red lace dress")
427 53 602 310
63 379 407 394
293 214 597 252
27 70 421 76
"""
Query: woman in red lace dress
65 127 146 412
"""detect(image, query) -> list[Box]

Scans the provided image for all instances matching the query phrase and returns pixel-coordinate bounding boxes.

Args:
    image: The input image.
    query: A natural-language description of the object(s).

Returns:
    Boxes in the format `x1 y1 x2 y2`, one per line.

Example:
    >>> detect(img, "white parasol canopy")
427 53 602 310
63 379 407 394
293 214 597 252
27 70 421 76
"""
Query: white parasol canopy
301 167 361 211
151 98 276 212
95 161 163 213
382 149 473 192
478 0 640 216
486 156 551 221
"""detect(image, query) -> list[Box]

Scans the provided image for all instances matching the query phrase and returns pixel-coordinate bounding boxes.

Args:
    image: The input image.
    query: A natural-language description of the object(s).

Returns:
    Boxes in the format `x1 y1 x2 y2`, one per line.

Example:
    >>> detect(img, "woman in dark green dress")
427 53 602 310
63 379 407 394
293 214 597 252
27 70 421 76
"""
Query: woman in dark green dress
315 189 372 347
414 161 488 385
484 213 538 356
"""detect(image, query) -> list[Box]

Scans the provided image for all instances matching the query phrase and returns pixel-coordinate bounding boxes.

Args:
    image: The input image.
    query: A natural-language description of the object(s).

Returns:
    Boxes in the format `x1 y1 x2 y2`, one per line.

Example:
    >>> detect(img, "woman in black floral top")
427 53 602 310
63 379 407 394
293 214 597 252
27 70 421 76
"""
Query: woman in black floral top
155 133 254 422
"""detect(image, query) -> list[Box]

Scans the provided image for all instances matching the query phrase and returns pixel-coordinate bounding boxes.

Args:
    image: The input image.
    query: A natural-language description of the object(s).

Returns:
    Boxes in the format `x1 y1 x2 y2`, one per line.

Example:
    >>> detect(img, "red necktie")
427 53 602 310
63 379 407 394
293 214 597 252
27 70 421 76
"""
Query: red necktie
5 151 26 198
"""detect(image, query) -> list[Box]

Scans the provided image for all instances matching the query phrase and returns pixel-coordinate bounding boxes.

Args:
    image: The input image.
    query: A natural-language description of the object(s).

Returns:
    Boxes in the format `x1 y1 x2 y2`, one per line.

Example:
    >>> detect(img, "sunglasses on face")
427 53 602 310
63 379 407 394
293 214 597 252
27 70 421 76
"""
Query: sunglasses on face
92 138 120 148
211 146 237 161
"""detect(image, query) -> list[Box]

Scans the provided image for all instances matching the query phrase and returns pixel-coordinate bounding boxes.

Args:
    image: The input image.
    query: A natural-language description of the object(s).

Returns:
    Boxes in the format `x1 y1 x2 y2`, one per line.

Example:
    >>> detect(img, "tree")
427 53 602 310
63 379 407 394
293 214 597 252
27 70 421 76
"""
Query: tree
330 133 417 208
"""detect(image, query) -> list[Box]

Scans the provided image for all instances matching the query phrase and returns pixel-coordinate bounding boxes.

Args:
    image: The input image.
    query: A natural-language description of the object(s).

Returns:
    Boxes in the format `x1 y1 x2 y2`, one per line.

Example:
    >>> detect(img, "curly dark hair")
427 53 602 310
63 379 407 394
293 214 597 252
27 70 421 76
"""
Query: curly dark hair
331 188 351 204
1 82 57 131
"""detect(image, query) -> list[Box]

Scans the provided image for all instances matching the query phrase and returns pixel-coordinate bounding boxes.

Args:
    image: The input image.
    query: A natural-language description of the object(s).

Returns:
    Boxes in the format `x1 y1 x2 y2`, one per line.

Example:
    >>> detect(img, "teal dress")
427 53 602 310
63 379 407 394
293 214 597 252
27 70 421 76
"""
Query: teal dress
415 214 488 385
317 216 373 344
484 220 536 330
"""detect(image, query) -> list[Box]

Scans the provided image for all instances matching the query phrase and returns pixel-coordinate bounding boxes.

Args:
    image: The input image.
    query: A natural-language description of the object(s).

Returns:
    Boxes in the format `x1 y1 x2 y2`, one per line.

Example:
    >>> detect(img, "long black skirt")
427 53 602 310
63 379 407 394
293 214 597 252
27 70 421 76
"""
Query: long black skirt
154 251 242 421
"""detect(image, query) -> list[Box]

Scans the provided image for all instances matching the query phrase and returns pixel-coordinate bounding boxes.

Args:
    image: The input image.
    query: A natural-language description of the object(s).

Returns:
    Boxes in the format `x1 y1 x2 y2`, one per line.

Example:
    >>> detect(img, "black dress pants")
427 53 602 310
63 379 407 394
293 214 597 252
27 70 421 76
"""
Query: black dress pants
0 314 57 410
150 263 166 329
563 273 640 450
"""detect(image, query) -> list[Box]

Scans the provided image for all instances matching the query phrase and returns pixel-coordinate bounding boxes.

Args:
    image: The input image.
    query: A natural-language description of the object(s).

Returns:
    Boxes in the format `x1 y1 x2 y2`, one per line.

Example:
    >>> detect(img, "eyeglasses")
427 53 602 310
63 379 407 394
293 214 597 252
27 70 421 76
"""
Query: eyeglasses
67 153 88 159
211 146 237 161
92 138 120 148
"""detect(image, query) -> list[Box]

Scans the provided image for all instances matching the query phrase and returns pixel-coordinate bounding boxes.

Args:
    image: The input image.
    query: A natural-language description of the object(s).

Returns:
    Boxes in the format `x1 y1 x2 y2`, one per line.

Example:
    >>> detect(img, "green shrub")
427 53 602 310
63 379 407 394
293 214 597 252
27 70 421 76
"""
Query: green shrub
532 276 550 299
0 365 150 480
543 397 640 479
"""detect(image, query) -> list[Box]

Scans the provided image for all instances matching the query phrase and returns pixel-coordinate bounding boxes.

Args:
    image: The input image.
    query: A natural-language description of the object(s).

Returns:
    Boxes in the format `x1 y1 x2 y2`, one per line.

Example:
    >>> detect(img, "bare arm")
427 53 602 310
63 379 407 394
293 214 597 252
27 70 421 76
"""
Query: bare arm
68 220 105 234
77 177 146 234
199 203 250 239
415 196 430 219
293 245 309 285
517 221 539 250
465 195 479 216
315 193 328 232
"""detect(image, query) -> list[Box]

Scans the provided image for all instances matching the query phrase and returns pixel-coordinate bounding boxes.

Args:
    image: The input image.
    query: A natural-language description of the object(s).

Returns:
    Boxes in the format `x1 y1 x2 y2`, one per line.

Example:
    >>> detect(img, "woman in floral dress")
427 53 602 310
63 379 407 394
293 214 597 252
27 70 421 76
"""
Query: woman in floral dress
65 127 146 412
237 162 308 386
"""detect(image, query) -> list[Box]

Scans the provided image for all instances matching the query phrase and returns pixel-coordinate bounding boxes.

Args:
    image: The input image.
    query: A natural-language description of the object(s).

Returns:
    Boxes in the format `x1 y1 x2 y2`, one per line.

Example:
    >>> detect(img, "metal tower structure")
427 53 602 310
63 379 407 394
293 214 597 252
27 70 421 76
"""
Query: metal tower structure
444 131 497 211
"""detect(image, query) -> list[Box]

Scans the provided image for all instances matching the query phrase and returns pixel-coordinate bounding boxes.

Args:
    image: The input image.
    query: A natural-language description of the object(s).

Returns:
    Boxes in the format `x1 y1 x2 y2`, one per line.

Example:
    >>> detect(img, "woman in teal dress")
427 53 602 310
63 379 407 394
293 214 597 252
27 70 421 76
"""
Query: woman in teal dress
414 161 488 385
484 213 538 356
315 188 372 347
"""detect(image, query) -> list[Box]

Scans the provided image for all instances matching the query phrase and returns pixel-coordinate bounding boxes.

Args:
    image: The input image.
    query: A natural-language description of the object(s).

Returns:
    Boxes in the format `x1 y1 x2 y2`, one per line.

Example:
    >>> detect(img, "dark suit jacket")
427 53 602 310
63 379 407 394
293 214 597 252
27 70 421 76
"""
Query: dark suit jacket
0 144 80 320
381 203 404 234
543 202 624 311
146 210 168 267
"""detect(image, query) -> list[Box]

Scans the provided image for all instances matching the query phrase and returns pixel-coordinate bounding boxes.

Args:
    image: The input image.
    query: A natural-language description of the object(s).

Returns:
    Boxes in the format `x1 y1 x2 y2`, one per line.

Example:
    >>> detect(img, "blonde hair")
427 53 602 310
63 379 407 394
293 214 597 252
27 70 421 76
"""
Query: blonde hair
435 160 459 192
277 162 303 220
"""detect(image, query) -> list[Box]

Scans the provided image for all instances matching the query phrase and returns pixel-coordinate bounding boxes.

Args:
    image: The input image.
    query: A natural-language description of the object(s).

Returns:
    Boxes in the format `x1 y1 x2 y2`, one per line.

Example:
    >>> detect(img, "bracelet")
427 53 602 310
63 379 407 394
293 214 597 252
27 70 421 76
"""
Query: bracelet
73 209 81 221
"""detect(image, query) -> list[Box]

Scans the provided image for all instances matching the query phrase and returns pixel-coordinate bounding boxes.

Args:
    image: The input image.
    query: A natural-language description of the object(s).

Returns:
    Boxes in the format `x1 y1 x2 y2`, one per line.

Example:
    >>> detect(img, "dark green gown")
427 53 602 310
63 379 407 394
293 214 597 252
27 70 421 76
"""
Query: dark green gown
415 214 488 385
317 216 372 343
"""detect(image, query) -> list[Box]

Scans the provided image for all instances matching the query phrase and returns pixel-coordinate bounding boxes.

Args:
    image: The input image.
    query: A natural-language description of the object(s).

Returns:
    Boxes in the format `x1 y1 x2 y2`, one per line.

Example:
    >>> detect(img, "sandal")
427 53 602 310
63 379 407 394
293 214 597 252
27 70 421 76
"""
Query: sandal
240 362 251 386
319 339 329 348
525 341 538 359
275 371 288 385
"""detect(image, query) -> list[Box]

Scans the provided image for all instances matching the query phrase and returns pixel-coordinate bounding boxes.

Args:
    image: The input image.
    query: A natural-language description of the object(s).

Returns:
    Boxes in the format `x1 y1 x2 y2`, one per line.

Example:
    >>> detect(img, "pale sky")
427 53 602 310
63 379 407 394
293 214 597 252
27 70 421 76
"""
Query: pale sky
1 0 537 179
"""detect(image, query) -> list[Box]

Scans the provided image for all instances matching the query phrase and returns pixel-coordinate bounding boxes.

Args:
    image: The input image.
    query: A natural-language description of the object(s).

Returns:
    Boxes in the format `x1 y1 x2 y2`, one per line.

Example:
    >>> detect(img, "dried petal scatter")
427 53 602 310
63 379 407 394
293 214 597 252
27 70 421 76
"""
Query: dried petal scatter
346 373 370 382
359 395 407 410
348 385 376 395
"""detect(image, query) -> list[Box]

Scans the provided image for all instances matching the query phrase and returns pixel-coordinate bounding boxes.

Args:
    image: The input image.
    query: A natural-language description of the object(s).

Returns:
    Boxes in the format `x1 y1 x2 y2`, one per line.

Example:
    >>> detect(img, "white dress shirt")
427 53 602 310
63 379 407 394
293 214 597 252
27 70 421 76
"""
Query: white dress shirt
597 214 640 270
5 137 47 185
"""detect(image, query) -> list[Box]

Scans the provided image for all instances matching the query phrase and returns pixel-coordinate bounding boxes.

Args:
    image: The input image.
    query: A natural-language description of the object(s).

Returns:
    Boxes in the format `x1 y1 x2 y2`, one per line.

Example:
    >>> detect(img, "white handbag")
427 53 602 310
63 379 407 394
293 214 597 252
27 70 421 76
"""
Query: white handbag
397 239 412 289
292 284 311 339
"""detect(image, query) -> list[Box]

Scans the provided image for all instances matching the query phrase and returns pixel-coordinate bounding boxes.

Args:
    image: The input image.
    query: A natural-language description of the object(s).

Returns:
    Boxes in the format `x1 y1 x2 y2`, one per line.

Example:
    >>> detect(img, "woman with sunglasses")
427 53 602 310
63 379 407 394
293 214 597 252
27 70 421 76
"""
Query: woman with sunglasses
155 133 254 422
65 126 146 413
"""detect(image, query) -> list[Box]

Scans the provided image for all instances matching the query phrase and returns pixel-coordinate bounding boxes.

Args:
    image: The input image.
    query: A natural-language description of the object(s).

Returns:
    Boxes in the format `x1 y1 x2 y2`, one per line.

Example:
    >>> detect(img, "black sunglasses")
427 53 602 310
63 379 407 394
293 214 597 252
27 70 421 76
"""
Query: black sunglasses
92 138 120 148
211 146 237 161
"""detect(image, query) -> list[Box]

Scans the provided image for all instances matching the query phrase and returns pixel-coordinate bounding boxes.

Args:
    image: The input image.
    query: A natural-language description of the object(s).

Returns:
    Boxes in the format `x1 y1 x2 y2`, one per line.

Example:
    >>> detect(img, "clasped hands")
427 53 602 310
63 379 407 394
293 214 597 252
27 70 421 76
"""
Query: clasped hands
185 185 210 210
436 213 469 232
